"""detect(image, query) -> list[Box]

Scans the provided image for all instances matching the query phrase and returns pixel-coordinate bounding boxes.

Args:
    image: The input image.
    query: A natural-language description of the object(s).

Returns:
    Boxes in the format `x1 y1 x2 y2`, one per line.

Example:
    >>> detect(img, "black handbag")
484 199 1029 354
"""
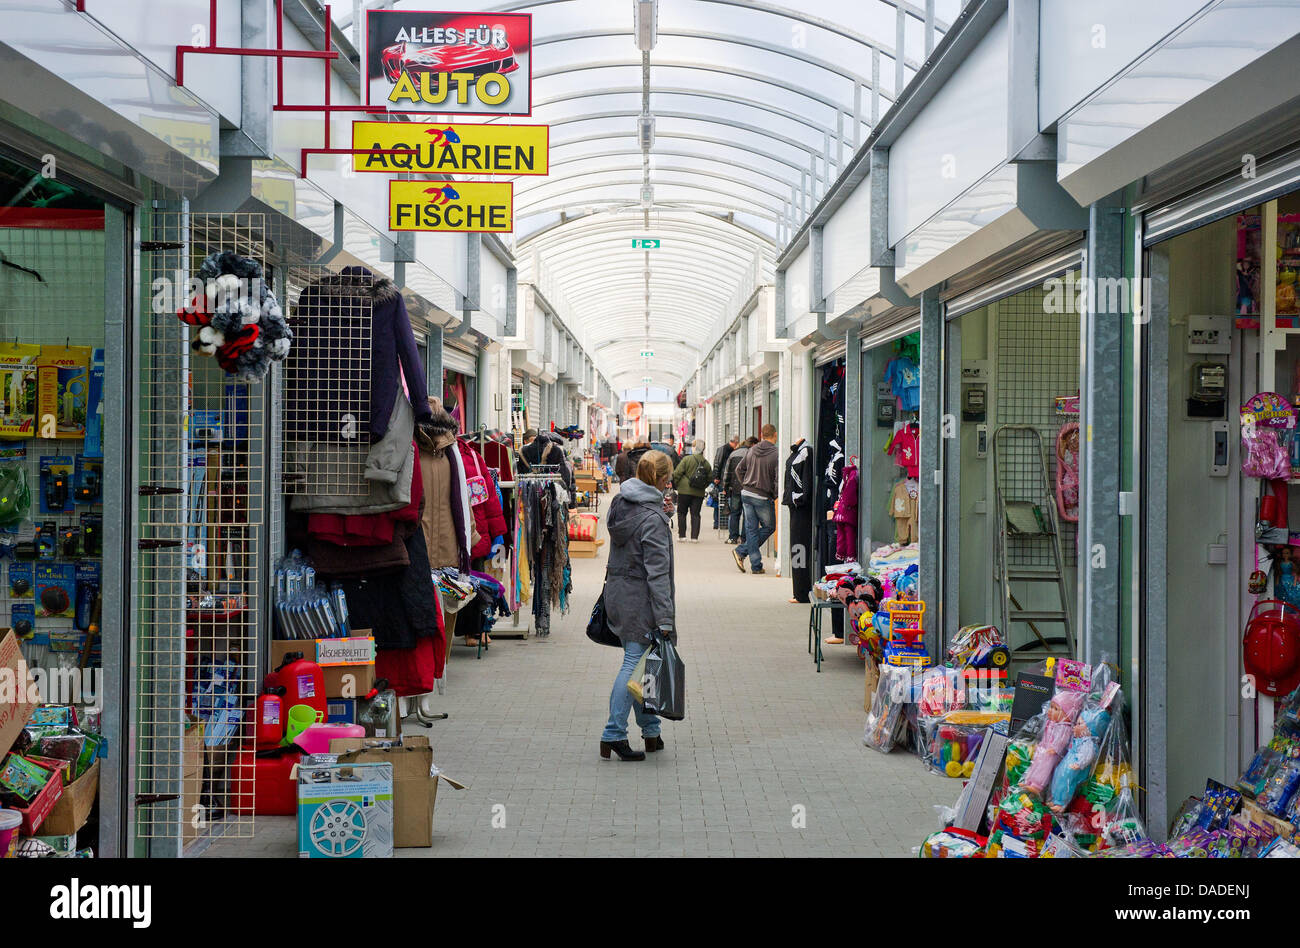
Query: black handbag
586 587 620 647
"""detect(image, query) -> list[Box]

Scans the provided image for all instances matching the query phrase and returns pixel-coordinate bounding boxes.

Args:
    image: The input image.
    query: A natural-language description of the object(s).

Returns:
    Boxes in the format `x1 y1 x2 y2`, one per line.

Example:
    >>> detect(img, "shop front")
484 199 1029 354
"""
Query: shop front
0 118 139 857
941 251 1085 668
1141 148 1300 836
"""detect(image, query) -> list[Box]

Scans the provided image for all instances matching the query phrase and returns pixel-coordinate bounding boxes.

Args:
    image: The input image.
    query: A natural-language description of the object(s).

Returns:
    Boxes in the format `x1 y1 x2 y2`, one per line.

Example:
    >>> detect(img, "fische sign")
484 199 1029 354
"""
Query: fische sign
389 180 513 233
352 122 548 175
366 10 532 115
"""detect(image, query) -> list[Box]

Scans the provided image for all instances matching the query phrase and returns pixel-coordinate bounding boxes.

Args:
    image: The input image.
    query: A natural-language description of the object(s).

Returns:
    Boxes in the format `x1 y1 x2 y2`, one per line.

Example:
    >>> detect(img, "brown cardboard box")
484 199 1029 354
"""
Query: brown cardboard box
269 636 375 699
568 538 604 559
863 655 880 712
181 725 204 845
0 630 39 756
330 735 465 848
41 759 99 837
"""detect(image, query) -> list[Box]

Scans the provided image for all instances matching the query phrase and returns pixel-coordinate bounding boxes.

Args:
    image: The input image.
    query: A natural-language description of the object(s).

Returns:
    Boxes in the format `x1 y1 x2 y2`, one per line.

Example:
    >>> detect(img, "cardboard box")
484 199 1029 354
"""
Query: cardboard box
296 757 393 858
1241 795 1298 841
951 730 1009 832
0 630 39 756
325 699 356 724
270 636 375 699
181 725 204 846
41 758 99 836
330 735 465 848
568 538 604 559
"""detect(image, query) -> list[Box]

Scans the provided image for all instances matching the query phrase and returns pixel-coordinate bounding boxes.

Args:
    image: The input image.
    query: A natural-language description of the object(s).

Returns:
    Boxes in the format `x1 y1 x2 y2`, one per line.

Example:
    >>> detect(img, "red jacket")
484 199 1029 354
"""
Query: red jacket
456 440 507 558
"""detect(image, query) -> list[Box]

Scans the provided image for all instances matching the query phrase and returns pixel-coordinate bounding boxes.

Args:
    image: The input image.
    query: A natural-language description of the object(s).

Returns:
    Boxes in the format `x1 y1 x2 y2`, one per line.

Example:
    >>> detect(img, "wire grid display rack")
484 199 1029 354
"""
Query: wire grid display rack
136 210 267 843
992 282 1080 658
994 284 1080 569
281 265 372 496
0 224 107 678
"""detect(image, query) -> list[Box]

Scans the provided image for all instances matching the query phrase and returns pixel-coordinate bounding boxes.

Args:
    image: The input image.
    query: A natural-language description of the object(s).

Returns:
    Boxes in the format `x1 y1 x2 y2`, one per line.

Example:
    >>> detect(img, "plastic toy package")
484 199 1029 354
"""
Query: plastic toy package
919 827 986 858
863 665 911 753
985 662 1148 856
920 711 1008 778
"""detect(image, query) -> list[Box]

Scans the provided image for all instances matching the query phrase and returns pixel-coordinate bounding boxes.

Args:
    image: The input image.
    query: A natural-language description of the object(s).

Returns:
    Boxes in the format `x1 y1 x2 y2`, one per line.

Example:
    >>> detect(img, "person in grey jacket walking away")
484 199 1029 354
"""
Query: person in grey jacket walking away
600 450 677 761
732 424 780 574
671 439 711 542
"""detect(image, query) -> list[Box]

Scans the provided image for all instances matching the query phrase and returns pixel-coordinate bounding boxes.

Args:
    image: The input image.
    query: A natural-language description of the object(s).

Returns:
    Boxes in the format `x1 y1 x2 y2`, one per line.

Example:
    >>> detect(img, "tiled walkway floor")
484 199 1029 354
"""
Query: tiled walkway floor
204 487 953 857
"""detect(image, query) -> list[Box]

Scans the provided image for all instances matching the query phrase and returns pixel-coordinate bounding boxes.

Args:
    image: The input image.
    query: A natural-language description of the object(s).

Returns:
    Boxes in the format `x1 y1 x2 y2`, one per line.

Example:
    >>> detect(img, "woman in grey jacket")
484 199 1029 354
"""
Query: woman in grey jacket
600 450 677 761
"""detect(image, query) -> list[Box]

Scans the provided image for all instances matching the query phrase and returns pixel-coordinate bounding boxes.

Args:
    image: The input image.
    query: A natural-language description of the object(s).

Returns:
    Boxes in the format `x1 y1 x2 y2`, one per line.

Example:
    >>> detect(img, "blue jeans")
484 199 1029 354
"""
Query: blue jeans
736 495 776 570
727 496 743 541
602 641 661 742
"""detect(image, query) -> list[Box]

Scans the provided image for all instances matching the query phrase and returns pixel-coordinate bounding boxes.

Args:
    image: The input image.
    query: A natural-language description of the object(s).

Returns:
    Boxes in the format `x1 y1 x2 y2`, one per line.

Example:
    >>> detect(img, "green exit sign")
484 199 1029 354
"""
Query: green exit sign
642 377 653 383
632 238 660 249
640 350 654 358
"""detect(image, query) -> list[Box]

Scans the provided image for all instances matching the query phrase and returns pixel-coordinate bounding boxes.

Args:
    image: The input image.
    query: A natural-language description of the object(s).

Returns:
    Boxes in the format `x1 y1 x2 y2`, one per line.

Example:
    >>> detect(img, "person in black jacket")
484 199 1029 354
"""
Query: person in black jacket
783 438 814 602
721 437 757 543
711 436 739 530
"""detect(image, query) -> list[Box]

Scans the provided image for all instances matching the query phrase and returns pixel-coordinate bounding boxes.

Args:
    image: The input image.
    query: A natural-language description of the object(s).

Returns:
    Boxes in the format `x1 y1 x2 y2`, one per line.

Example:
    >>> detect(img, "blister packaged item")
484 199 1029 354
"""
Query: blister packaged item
1257 760 1300 817
919 827 985 858
0 754 51 803
921 711 1009 778
0 343 40 439
37 345 90 440
0 462 30 528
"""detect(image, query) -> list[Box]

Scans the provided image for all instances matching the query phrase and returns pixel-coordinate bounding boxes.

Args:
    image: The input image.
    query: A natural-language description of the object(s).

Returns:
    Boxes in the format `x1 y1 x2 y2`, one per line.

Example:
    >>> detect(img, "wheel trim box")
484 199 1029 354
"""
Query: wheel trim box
295 758 393 858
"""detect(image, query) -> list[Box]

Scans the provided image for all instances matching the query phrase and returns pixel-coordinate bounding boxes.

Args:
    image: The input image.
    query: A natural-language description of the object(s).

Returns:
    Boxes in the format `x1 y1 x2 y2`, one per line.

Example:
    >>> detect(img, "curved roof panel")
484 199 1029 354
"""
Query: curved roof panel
338 0 960 392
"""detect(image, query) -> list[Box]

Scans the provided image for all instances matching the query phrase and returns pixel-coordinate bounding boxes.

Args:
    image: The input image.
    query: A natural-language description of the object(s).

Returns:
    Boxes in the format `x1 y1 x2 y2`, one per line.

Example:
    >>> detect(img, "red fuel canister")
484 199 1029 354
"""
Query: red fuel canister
275 651 327 720
255 685 287 749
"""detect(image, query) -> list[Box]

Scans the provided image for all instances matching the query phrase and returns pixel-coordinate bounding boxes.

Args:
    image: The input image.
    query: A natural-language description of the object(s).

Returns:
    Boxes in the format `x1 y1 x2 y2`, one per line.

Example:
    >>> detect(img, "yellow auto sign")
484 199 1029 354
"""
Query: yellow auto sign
352 122 548 175
389 180 513 233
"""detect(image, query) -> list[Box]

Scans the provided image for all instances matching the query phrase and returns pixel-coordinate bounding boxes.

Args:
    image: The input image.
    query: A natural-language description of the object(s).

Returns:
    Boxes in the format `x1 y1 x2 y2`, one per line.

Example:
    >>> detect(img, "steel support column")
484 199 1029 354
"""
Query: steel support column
843 328 862 553
426 324 444 399
943 317 962 645
919 288 943 650
858 344 874 556
1143 245 1171 841
1082 193 1126 664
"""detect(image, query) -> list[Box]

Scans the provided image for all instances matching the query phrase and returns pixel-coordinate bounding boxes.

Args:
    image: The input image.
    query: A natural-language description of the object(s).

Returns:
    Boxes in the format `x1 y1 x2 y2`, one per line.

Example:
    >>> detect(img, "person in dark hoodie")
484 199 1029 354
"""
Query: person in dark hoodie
721 436 757 543
711 436 739 530
732 424 780 574
599 449 676 762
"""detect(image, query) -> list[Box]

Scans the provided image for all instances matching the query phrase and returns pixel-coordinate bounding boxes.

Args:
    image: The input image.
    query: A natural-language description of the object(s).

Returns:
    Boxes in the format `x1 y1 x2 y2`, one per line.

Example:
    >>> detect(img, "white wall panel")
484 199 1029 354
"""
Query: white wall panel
889 13 1009 245
1039 0 1207 128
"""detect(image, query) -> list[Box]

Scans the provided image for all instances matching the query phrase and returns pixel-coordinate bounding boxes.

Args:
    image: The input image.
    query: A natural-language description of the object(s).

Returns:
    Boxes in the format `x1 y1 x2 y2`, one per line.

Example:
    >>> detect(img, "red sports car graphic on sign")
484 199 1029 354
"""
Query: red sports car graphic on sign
381 40 519 82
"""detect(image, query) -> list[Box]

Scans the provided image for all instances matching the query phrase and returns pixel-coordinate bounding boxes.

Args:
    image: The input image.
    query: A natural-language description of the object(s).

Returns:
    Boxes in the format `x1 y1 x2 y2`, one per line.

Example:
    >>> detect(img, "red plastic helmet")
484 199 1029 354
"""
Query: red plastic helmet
1243 599 1300 698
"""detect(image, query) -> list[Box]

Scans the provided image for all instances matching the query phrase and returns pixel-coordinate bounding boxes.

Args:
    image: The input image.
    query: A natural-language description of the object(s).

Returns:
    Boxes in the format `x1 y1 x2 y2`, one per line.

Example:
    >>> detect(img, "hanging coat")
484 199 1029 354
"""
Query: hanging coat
456 439 508 559
834 464 860 563
417 396 471 571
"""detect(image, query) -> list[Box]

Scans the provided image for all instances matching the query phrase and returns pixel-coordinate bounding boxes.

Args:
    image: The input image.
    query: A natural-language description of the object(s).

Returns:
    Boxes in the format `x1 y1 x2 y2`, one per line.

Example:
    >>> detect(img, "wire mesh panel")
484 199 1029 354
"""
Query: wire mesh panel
0 224 107 680
281 266 373 496
137 210 268 844
995 283 1080 567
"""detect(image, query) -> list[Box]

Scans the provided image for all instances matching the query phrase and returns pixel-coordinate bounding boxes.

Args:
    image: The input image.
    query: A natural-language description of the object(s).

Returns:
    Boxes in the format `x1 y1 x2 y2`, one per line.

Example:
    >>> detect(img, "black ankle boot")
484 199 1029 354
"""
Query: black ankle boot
644 735 665 753
600 740 646 761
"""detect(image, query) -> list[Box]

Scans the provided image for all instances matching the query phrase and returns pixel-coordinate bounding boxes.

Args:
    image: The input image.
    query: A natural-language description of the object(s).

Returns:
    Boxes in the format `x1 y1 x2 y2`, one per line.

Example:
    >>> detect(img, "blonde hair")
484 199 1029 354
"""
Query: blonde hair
637 449 673 487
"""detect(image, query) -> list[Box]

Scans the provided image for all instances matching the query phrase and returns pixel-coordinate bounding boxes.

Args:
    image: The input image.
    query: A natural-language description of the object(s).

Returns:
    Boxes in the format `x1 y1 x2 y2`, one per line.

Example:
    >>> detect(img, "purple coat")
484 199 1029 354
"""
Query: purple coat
292 266 432 441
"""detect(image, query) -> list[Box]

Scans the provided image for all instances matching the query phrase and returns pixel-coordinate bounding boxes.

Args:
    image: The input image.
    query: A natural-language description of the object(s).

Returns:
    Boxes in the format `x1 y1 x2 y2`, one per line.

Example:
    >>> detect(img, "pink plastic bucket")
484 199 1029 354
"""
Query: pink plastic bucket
293 722 365 755
0 809 22 858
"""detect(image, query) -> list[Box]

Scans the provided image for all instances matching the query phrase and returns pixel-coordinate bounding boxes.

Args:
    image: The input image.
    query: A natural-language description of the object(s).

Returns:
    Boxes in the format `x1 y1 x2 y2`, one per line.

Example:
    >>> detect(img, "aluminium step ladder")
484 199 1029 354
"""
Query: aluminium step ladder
991 425 1075 662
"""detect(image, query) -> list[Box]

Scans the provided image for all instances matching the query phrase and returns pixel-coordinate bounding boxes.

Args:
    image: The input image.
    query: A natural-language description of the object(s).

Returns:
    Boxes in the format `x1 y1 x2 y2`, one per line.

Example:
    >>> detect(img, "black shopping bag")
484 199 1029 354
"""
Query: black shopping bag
642 632 686 721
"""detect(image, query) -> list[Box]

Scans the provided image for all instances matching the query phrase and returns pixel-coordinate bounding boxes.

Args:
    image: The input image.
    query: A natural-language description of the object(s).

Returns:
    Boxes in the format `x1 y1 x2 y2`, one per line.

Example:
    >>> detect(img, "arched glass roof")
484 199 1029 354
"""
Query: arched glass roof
337 0 962 392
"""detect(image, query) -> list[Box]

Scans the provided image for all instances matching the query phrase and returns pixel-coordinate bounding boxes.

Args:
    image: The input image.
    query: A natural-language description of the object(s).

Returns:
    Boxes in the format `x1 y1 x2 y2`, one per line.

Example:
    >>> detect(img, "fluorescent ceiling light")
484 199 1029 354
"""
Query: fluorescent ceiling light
640 185 654 209
635 0 658 51
637 112 655 150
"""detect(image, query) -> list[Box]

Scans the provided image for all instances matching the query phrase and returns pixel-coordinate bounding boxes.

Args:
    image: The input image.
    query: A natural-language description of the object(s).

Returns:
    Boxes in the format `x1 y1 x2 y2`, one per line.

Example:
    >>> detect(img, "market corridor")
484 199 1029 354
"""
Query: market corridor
206 489 951 858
